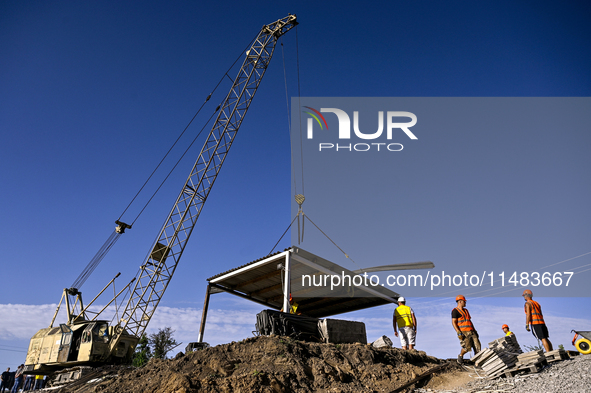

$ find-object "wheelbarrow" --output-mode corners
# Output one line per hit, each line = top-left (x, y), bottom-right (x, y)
(571, 330), (591, 354)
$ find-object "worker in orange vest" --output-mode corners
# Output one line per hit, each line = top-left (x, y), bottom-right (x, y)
(452, 295), (481, 364)
(523, 289), (553, 352)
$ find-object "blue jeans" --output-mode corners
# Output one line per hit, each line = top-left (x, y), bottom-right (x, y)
(33, 379), (43, 390)
(23, 376), (34, 391)
(11, 376), (22, 393)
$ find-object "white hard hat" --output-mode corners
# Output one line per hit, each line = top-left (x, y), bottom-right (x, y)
(398, 296), (405, 302)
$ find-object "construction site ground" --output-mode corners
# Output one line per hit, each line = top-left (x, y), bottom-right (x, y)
(419, 353), (591, 393)
(51, 336), (590, 393)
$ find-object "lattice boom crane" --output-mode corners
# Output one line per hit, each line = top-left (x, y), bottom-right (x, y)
(24, 14), (297, 375)
(111, 12), (298, 353)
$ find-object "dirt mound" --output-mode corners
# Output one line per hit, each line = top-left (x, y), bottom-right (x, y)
(59, 336), (454, 393)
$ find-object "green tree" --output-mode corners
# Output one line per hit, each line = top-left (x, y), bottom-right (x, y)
(149, 327), (181, 359)
(132, 334), (152, 367)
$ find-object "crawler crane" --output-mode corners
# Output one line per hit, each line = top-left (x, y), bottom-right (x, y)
(23, 14), (298, 379)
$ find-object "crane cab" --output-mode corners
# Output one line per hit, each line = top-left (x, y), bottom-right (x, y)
(24, 320), (138, 374)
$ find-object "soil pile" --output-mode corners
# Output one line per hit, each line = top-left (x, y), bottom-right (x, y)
(59, 336), (452, 393)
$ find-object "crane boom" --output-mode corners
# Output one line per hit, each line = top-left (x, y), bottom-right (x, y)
(110, 14), (298, 353)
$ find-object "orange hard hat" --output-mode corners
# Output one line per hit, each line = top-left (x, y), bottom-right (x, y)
(502, 324), (509, 329)
(455, 295), (466, 302)
(522, 289), (533, 297)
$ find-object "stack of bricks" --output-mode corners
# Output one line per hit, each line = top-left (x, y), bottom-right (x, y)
(470, 335), (523, 379)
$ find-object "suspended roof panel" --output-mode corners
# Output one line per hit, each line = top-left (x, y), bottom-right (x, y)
(207, 246), (400, 318)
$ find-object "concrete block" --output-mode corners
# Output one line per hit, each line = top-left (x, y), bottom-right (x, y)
(318, 319), (367, 344)
(372, 335), (393, 348)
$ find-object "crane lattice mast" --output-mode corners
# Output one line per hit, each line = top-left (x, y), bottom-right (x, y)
(110, 14), (297, 352)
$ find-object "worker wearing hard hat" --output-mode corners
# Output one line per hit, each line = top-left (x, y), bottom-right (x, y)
(281, 293), (301, 315)
(523, 289), (553, 352)
(393, 296), (417, 350)
(502, 324), (514, 336)
(452, 295), (481, 364)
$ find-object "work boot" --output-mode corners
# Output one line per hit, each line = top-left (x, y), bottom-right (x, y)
(457, 355), (463, 365)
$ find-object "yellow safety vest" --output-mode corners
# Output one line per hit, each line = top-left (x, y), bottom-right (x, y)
(395, 305), (414, 328)
(505, 331), (514, 336)
(290, 302), (299, 314)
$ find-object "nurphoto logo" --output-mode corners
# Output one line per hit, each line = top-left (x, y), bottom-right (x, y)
(302, 106), (418, 152)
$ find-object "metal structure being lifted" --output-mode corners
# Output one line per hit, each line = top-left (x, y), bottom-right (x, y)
(197, 246), (434, 343)
(24, 14), (298, 376)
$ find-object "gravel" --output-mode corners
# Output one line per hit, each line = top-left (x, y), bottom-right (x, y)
(415, 354), (591, 393)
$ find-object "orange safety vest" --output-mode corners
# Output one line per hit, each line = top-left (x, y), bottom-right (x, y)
(455, 307), (474, 332)
(525, 299), (545, 325)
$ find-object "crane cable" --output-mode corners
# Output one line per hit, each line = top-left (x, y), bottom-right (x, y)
(71, 32), (261, 290)
(296, 25), (305, 196)
(71, 230), (121, 289)
(270, 26), (357, 265)
(281, 40), (297, 198)
(270, 30), (302, 256)
(124, 106), (221, 228)
(118, 32), (261, 226)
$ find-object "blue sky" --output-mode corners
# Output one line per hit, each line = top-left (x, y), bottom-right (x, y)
(1, 1), (590, 367)
(292, 97), (591, 296)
